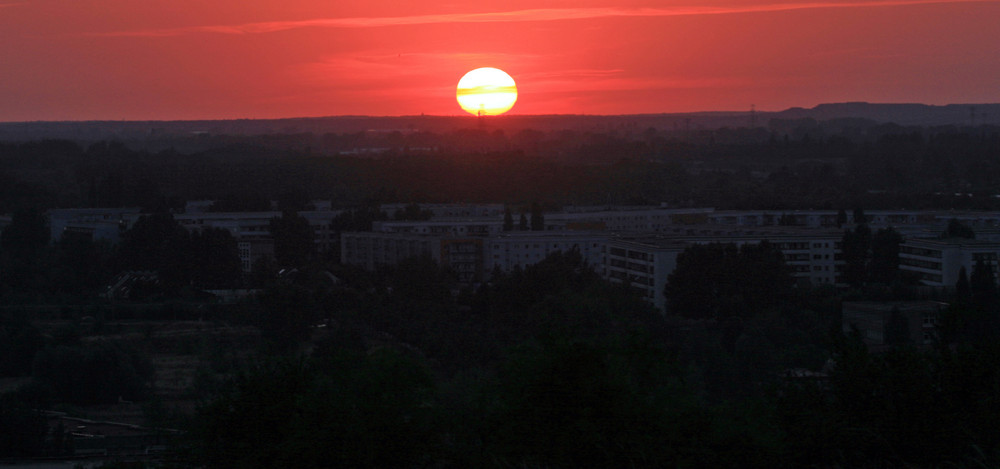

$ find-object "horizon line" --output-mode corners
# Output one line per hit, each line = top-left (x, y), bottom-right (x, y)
(2, 101), (1000, 125)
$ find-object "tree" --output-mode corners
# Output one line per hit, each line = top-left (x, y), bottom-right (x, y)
(117, 212), (192, 292)
(870, 227), (902, 285)
(95, 172), (125, 207)
(954, 266), (971, 306)
(0, 208), (48, 259)
(118, 212), (185, 271)
(852, 207), (867, 225)
(518, 212), (528, 231)
(884, 307), (911, 347)
(331, 204), (387, 232)
(191, 350), (435, 468)
(737, 240), (794, 314)
(189, 228), (242, 289)
(269, 211), (315, 269)
(393, 203), (432, 221)
(256, 283), (318, 350)
(841, 223), (872, 287)
(665, 242), (791, 319)
(0, 208), (49, 291)
(836, 208), (848, 227)
(0, 311), (44, 377)
(0, 396), (48, 457)
(943, 218), (975, 239)
(487, 337), (687, 468)
(503, 206), (514, 231)
(31, 341), (154, 405)
(970, 258), (997, 313)
(53, 231), (113, 298)
(210, 193), (272, 212)
(665, 243), (740, 319)
(530, 202), (545, 231)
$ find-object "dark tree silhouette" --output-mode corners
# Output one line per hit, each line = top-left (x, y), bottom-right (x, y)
(884, 307), (911, 347)
(852, 207), (867, 224)
(955, 266), (971, 306)
(189, 227), (243, 289)
(870, 227), (902, 285)
(269, 211), (315, 269)
(836, 208), (848, 227)
(841, 223), (872, 287)
(970, 259), (997, 313)
(943, 218), (975, 239)
(0, 208), (50, 292)
(665, 242), (791, 319)
(530, 202), (545, 231)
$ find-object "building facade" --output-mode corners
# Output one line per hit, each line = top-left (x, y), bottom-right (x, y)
(604, 227), (845, 311)
(485, 231), (608, 274)
(899, 237), (1000, 286)
(340, 232), (484, 282)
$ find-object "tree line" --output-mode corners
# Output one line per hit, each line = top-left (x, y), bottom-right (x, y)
(1, 124), (999, 215)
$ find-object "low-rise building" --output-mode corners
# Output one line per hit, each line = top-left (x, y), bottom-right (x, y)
(48, 208), (142, 243)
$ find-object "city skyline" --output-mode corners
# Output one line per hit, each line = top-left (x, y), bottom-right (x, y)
(2, 0), (998, 121)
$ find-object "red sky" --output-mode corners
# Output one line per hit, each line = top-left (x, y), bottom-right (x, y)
(1, 0), (998, 121)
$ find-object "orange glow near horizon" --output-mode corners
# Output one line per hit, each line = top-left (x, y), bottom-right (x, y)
(456, 67), (517, 116)
(0, 0), (998, 121)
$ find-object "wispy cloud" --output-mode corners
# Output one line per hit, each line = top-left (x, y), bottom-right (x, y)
(94, 0), (995, 37)
(295, 51), (535, 83)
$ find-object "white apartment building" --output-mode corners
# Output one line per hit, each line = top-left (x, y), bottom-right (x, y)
(604, 237), (686, 309)
(899, 237), (1000, 286)
(546, 207), (715, 231)
(175, 211), (280, 272)
(174, 210), (343, 272)
(340, 232), (484, 282)
(373, 218), (506, 237)
(342, 232), (438, 271)
(605, 227), (845, 311)
(485, 231), (609, 274)
(342, 230), (608, 282)
(380, 203), (504, 219)
(48, 208), (142, 243)
(370, 206), (717, 235)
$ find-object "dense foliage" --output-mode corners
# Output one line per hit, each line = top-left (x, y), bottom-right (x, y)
(665, 241), (793, 318)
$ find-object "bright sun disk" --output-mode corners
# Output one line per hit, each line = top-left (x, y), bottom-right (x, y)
(456, 67), (517, 116)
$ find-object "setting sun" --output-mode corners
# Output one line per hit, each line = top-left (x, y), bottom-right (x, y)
(456, 67), (517, 116)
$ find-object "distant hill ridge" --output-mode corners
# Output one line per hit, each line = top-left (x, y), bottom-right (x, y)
(771, 102), (1000, 126)
(1, 102), (997, 141)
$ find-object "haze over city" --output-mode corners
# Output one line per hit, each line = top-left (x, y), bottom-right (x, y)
(2, 0), (998, 121)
